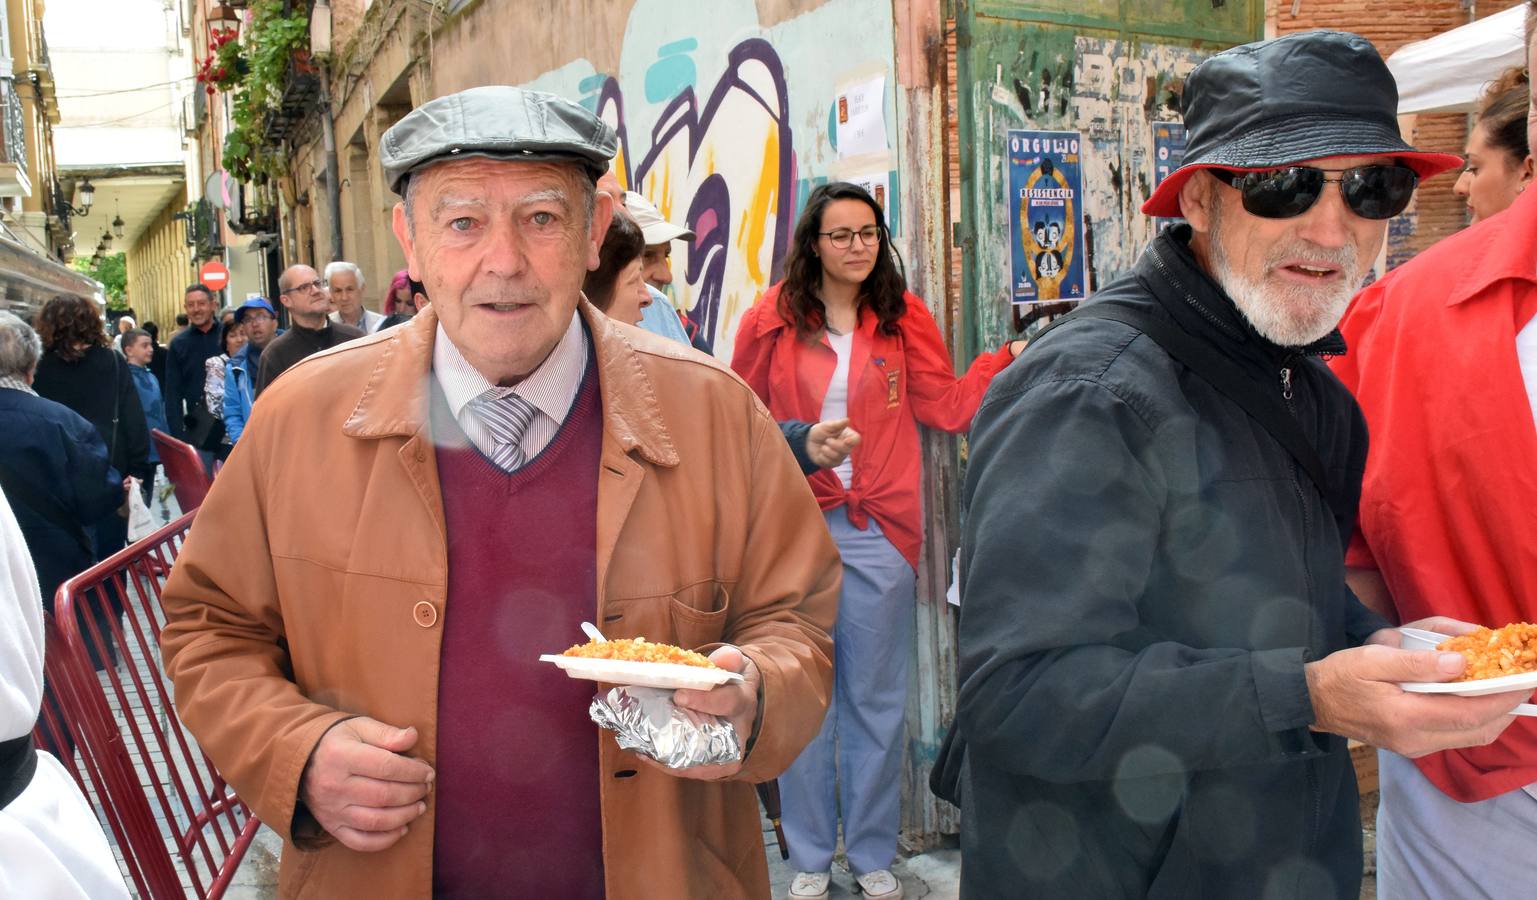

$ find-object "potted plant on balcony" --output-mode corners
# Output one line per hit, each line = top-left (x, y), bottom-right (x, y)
(195, 28), (246, 94)
(217, 0), (310, 183)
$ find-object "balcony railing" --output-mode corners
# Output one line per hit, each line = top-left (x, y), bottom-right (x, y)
(0, 76), (28, 181)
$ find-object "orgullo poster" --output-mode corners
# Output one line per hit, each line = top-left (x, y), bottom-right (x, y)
(1008, 129), (1087, 305)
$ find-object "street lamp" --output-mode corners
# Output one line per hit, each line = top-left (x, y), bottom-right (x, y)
(100, 231), (113, 251)
(59, 177), (93, 216)
(208, 3), (241, 41)
(112, 199), (124, 239)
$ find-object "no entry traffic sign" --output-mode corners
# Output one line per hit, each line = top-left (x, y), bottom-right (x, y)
(199, 260), (230, 292)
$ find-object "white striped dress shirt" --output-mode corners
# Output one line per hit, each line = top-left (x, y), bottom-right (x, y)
(431, 313), (588, 462)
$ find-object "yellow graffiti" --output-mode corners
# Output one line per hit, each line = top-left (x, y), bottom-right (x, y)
(741, 133), (778, 286)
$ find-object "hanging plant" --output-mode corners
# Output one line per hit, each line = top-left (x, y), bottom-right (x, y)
(217, 0), (311, 183)
(195, 29), (246, 94)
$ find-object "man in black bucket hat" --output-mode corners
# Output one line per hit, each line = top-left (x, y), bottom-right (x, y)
(935, 31), (1526, 899)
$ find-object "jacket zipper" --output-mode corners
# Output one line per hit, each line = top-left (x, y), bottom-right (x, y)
(1281, 356), (1324, 859)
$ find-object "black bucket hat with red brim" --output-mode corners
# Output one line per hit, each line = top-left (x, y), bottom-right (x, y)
(1142, 30), (1463, 219)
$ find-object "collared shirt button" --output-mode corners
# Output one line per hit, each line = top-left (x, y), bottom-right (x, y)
(413, 600), (438, 627)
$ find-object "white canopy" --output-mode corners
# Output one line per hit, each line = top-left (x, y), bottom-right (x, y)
(1387, 6), (1527, 115)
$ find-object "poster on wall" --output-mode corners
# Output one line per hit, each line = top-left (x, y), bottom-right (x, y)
(1152, 122), (1188, 231)
(846, 170), (892, 221)
(835, 75), (888, 158)
(1007, 129), (1088, 305)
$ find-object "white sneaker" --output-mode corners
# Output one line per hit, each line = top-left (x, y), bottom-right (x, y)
(854, 869), (903, 899)
(788, 871), (830, 900)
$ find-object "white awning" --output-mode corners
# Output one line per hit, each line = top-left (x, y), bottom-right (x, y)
(1387, 6), (1527, 115)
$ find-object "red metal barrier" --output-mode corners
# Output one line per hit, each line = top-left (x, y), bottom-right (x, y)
(32, 511), (259, 900)
(151, 429), (212, 512)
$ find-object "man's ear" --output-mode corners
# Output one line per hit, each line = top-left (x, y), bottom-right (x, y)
(391, 202), (419, 280)
(587, 189), (615, 272)
(1179, 171), (1219, 235)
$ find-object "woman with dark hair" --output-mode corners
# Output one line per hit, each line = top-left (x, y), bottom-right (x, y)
(581, 212), (651, 326)
(32, 295), (150, 561)
(201, 319), (246, 459)
(1454, 65), (1532, 224)
(732, 182), (1024, 900)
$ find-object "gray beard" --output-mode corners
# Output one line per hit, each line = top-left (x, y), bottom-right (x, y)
(1205, 205), (1361, 348)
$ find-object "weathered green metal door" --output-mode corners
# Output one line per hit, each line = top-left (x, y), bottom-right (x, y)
(955, 0), (1263, 356)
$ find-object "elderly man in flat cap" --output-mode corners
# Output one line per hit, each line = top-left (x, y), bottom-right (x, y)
(159, 86), (838, 899)
(935, 31), (1531, 899)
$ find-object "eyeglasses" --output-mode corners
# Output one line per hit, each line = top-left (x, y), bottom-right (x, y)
(818, 226), (881, 249)
(1210, 164), (1419, 220)
(281, 279), (328, 295)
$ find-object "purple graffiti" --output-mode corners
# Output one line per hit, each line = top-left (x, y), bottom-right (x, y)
(597, 38), (795, 350)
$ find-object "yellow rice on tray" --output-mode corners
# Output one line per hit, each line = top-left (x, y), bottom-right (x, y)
(1437, 623), (1537, 682)
(562, 637), (717, 669)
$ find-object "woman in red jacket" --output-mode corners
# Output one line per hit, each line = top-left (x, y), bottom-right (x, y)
(733, 182), (1023, 900)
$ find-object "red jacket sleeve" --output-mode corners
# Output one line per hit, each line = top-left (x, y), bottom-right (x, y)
(901, 294), (1015, 433)
(730, 300), (776, 405)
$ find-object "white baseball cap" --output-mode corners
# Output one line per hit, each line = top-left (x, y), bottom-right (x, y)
(623, 191), (695, 244)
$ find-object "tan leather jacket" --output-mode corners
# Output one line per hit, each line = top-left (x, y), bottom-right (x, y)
(160, 304), (839, 899)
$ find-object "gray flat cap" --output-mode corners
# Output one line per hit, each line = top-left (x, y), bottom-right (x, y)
(380, 86), (617, 195)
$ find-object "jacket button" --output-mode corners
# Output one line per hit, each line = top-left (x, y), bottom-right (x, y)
(413, 601), (438, 628)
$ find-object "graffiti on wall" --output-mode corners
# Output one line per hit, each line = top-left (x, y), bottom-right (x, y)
(524, 0), (897, 361)
(590, 39), (795, 355)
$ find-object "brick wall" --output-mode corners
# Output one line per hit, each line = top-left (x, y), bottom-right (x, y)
(1271, 0), (1528, 263)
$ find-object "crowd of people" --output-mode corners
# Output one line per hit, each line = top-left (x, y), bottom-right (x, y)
(3, 11), (1537, 900)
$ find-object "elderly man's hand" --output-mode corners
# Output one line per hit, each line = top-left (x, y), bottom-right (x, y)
(806, 418), (861, 469)
(298, 717), (435, 851)
(639, 645), (762, 781)
(1305, 644), (1528, 758)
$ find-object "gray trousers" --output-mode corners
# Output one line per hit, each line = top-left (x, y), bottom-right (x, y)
(1376, 750), (1537, 900)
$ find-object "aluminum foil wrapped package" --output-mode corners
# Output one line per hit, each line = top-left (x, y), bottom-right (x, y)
(590, 685), (742, 768)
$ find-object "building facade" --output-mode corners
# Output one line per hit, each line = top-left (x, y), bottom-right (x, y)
(0, 0), (66, 260)
(45, 0), (197, 328)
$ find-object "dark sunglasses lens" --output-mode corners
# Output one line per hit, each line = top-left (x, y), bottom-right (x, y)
(1342, 166), (1418, 220)
(1239, 168), (1324, 219)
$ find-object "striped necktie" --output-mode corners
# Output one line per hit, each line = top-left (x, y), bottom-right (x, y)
(469, 389), (538, 471)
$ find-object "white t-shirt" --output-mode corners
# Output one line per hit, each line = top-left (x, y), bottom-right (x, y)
(0, 493), (129, 899)
(1518, 314), (1537, 430)
(819, 331), (855, 489)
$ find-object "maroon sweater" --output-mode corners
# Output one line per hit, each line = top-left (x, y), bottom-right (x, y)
(431, 357), (604, 899)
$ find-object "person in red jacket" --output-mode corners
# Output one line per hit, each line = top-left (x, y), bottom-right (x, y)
(1328, 7), (1537, 893)
(733, 182), (1023, 900)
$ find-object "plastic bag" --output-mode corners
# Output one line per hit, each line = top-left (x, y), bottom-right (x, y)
(126, 479), (156, 543)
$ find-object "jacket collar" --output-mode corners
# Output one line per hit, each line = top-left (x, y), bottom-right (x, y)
(1445, 186), (1537, 306)
(1139, 225), (1347, 362)
(341, 302), (679, 467)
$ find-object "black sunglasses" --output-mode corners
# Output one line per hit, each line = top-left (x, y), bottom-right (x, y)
(1211, 164), (1419, 220)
